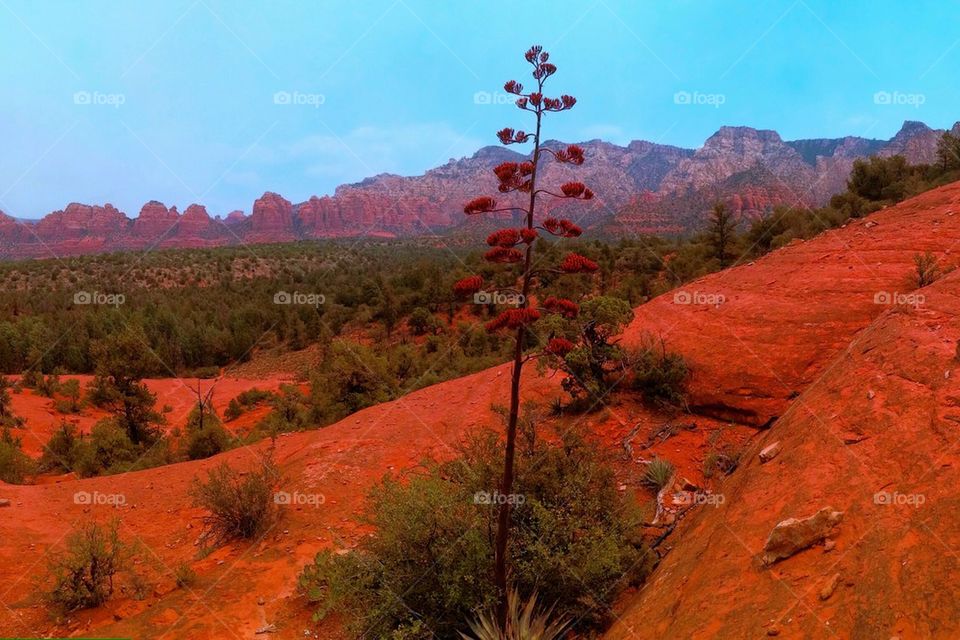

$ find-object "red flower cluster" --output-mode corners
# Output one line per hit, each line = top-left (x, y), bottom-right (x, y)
(497, 128), (531, 145)
(560, 253), (599, 273)
(545, 337), (575, 357)
(525, 45), (545, 63)
(485, 247), (524, 263)
(487, 228), (521, 247)
(453, 275), (484, 298)
(504, 80), (523, 95)
(543, 218), (582, 238)
(543, 95), (576, 111)
(520, 228), (538, 244)
(560, 181), (594, 199)
(543, 296), (579, 318)
(464, 196), (496, 215)
(493, 161), (534, 193)
(485, 308), (541, 332)
(553, 144), (585, 165)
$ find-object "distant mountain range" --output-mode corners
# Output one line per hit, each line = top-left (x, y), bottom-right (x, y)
(1, 120), (956, 260)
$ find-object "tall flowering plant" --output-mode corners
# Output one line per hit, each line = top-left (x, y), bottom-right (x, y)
(453, 45), (597, 628)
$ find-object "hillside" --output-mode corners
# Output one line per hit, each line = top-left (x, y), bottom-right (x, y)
(606, 183), (960, 638)
(1, 121), (956, 260)
(2, 182), (959, 638)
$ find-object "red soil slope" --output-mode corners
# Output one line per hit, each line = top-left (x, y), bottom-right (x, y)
(10, 376), (293, 458)
(626, 183), (960, 425)
(607, 258), (960, 640)
(2, 182), (960, 638)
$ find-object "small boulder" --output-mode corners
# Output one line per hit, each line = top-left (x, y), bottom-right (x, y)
(0, 499), (11, 508)
(759, 441), (782, 463)
(819, 573), (841, 600)
(763, 507), (843, 565)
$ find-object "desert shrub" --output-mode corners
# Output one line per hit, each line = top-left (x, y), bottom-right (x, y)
(550, 296), (634, 410)
(184, 406), (233, 461)
(54, 378), (83, 414)
(40, 421), (82, 472)
(174, 562), (197, 588)
(0, 375), (24, 428)
(630, 340), (689, 409)
(0, 426), (33, 483)
(82, 419), (137, 475)
(461, 589), (570, 640)
(224, 388), (276, 422)
(190, 458), (279, 543)
(299, 429), (652, 637)
(913, 251), (941, 288)
(45, 519), (131, 611)
(224, 398), (243, 422)
(703, 448), (740, 479)
(34, 371), (62, 398)
(642, 458), (675, 491)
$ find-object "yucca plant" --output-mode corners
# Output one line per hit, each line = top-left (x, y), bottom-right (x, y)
(642, 457), (675, 491)
(461, 588), (570, 640)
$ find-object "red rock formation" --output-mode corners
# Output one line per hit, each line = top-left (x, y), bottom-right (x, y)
(0, 120), (954, 259)
(246, 192), (296, 242)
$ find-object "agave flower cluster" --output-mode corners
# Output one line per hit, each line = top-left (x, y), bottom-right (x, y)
(454, 45), (597, 343)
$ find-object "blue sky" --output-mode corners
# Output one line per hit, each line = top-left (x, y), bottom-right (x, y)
(1, 0), (958, 219)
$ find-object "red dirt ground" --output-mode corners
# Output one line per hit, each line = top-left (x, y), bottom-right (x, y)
(2, 181), (960, 639)
(9, 376), (294, 457)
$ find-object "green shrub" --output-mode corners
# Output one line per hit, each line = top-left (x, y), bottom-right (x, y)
(0, 426), (33, 483)
(40, 422), (81, 473)
(914, 251), (941, 288)
(461, 589), (570, 640)
(184, 406), (233, 460)
(299, 429), (652, 637)
(174, 562), (197, 588)
(642, 458), (675, 491)
(630, 341), (689, 409)
(190, 458), (279, 544)
(45, 519), (131, 611)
